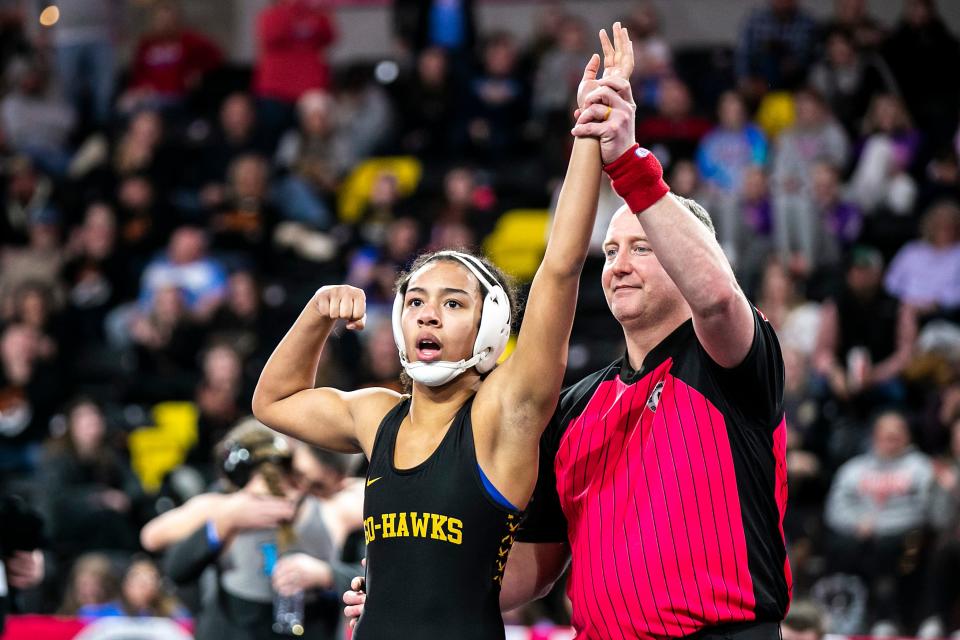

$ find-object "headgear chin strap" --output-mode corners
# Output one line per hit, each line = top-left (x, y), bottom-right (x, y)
(392, 251), (511, 387)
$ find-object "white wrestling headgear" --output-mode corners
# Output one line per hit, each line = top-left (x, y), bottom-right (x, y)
(392, 251), (511, 387)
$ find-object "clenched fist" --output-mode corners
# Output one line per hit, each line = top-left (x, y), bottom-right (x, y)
(313, 285), (367, 330)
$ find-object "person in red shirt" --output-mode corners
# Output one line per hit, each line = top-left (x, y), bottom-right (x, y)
(253, 0), (337, 139)
(120, 1), (223, 114)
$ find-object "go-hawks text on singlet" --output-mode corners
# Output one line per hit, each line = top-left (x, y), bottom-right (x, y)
(363, 512), (463, 545)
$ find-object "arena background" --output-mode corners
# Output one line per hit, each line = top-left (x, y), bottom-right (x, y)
(2, 0), (960, 638)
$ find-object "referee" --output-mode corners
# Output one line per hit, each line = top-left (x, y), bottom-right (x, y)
(345, 51), (790, 640)
(507, 74), (790, 639)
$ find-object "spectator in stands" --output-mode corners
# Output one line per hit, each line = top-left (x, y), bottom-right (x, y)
(209, 154), (276, 267)
(736, 0), (819, 97)
(814, 247), (916, 408)
(697, 90), (768, 200)
(59, 552), (121, 617)
(137, 226), (227, 321)
(782, 346), (826, 510)
(393, 0), (476, 60)
(7, 281), (61, 362)
(635, 76), (712, 172)
(0, 3), (30, 77)
(808, 27), (897, 136)
(68, 557), (186, 619)
(61, 202), (131, 344)
(110, 110), (179, 192)
(334, 65), (395, 164)
(463, 31), (529, 157)
(120, 0), (223, 115)
(274, 90), (345, 231)
(667, 159), (706, 202)
(356, 321), (403, 391)
(771, 87), (850, 276)
(696, 90), (767, 254)
(146, 420), (361, 640)
(736, 165), (776, 281)
(824, 410), (934, 633)
(48, 0), (119, 127)
(848, 94), (919, 215)
(626, 1), (673, 113)
(206, 270), (272, 365)
(884, 200), (960, 323)
(0, 494), (45, 633)
(0, 55), (76, 177)
(0, 156), (56, 250)
(427, 218), (476, 252)
(756, 259), (821, 358)
(919, 149), (960, 214)
(425, 166), (498, 241)
(346, 216), (420, 304)
(113, 175), (171, 269)
(114, 556), (188, 618)
(0, 156), (61, 248)
(395, 47), (456, 158)
(884, 0), (960, 139)
(0, 205), (65, 323)
(809, 162), (862, 271)
(185, 343), (248, 480)
(352, 172), (405, 248)
(921, 417), (960, 638)
(532, 15), (588, 123)
(197, 92), (270, 210)
(41, 398), (146, 558)
(930, 417), (960, 532)
(820, 0), (886, 50)
(0, 323), (62, 474)
(128, 285), (204, 400)
(253, 0), (337, 139)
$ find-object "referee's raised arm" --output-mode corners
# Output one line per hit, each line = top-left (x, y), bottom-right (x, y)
(573, 81), (755, 369)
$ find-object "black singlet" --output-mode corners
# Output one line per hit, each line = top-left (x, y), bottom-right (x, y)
(354, 396), (523, 639)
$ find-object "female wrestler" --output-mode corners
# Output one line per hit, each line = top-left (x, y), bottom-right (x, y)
(253, 23), (633, 639)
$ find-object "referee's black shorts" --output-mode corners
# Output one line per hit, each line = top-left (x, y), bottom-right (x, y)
(684, 621), (782, 640)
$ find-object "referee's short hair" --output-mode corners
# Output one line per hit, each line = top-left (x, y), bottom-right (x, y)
(675, 196), (717, 238)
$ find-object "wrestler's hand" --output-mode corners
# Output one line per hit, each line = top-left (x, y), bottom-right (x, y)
(576, 21), (634, 113)
(571, 77), (638, 165)
(313, 285), (366, 331)
(343, 558), (366, 628)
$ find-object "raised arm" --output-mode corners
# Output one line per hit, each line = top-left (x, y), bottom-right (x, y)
(141, 492), (296, 552)
(252, 285), (398, 455)
(626, 195), (754, 368)
(484, 24), (633, 430)
(574, 81), (754, 369)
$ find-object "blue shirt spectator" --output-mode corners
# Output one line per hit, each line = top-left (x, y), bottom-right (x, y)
(138, 227), (227, 318)
(697, 91), (767, 196)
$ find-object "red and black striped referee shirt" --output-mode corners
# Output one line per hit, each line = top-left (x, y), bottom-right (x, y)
(519, 308), (792, 639)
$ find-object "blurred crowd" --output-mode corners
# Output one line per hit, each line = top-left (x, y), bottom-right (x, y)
(1, 0), (960, 636)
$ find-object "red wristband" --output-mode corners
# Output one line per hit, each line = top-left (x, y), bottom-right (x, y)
(603, 144), (670, 213)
